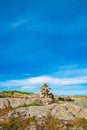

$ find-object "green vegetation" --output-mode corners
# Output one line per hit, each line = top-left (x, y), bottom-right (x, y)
(0, 90), (34, 95)
(71, 118), (87, 129)
(0, 90), (34, 97)
(15, 102), (43, 109)
(6, 118), (22, 130)
(56, 100), (65, 104)
(0, 117), (37, 130)
(0, 116), (87, 130)
(24, 102), (42, 107)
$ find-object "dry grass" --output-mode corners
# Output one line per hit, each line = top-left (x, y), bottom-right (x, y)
(71, 118), (87, 128)
(0, 116), (87, 130)
(0, 117), (37, 130)
(0, 107), (12, 116)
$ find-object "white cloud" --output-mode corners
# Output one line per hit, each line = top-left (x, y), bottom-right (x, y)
(56, 66), (87, 78)
(1, 67), (87, 94)
(0, 75), (87, 89)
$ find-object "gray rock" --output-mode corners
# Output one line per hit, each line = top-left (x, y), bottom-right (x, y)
(74, 100), (87, 109)
(65, 102), (81, 117)
(0, 98), (43, 109)
(8, 98), (26, 108)
(77, 108), (87, 118)
(0, 98), (87, 122)
(51, 105), (75, 120)
(26, 98), (42, 105)
(14, 105), (53, 119)
(0, 98), (10, 110)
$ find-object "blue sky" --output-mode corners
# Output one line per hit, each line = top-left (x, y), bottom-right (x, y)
(0, 0), (87, 95)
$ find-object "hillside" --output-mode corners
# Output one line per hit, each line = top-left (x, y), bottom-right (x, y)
(0, 91), (87, 130)
(0, 91), (35, 98)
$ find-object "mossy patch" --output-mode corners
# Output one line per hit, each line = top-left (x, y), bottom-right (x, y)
(0, 90), (34, 98)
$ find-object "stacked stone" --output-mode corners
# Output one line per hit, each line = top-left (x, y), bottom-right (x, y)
(39, 84), (54, 99)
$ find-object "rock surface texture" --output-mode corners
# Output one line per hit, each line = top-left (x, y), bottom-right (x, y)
(0, 98), (87, 122)
(0, 98), (42, 109)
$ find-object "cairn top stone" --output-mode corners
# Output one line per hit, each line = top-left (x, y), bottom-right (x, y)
(41, 83), (50, 90)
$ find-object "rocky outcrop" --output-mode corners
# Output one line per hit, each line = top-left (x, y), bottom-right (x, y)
(0, 97), (55, 110)
(0, 98), (87, 122)
(0, 98), (42, 110)
(51, 102), (87, 120)
(74, 100), (87, 109)
(51, 105), (75, 120)
(9, 105), (54, 119)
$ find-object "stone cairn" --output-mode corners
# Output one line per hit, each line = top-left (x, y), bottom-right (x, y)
(39, 83), (54, 99)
